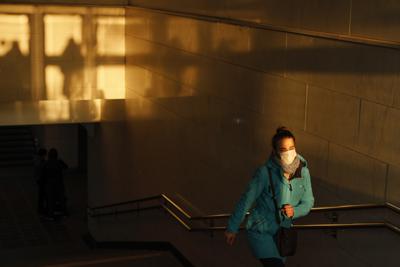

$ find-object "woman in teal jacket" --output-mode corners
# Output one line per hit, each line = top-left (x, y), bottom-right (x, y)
(225, 127), (315, 267)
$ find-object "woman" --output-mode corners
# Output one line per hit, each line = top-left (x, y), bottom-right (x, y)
(225, 127), (315, 267)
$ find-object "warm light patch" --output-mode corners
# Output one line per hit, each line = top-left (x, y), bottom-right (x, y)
(211, 24), (250, 53)
(181, 66), (198, 91)
(97, 65), (125, 99)
(39, 100), (70, 122)
(97, 16), (125, 56)
(0, 14), (29, 56)
(0, 5), (127, 125)
(45, 65), (65, 100)
(167, 17), (199, 52)
(44, 14), (82, 56)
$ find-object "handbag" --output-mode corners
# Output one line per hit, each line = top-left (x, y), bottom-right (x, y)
(267, 167), (298, 257)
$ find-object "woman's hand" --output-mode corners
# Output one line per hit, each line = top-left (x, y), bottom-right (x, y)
(281, 204), (294, 218)
(225, 231), (236, 246)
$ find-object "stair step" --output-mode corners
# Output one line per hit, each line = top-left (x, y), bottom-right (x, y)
(0, 154), (33, 160)
(44, 251), (183, 267)
(0, 128), (31, 134)
(0, 142), (34, 148)
(0, 147), (35, 153)
(0, 161), (33, 167)
(0, 135), (32, 141)
(0, 126), (34, 169)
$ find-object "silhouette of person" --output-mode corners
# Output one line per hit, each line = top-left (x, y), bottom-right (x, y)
(59, 38), (84, 99)
(43, 148), (68, 220)
(33, 148), (47, 215)
(0, 41), (30, 100)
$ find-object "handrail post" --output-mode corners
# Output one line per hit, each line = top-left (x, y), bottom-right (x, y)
(163, 197), (168, 215)
(209, 219), (214, 238)
(325, 211), (338, 239)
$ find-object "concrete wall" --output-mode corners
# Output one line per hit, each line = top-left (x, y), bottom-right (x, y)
(128, 0), (400, 43)
(5, 0), (127, 5)
(84, 2), (400, 266)
(109, 2), (400, 210)
(87, 0), (400, 212)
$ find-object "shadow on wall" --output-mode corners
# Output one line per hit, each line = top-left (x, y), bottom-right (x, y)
(0, 5), (126, 103)
(0, 41), (30, 101)
(0, 4), (397, 104)
(312, 176), (383, 206)
(116, 9), (400, 216)
(46, 37), (84, 100)
(92, 98), (393, 216)
(128, 34), (400, 77)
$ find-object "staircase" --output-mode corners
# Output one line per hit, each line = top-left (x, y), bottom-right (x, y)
(41, 250), (184, 267)
(1, 246), (185, 267)
(0, 126), (35, 167)
(0, 161), (188, 267)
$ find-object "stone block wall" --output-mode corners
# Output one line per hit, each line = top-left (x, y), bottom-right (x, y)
(115, 2), (400, 210)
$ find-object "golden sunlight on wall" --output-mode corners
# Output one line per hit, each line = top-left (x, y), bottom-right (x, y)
(0, 4), (126, 125)
(97, 16), (125, 56)
(97, 66), (125, 98)
(96, 16), (125, 99)
(0, 14), (30, 101)
(45, 14), (84, 100)
(0, 14), (29, 56)
(45, 15), (82, 56)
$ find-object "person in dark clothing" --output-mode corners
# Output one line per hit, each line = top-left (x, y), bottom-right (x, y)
(43, 148), (68, 219)
(33, 148), (47, 215)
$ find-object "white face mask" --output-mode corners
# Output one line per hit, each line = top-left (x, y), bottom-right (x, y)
(280, 149), (297, 165)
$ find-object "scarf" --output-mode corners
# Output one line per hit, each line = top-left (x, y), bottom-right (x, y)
(272, 153), (300, 176)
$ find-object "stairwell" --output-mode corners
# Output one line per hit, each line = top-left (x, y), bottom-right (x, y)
(0, 126), (35, 168)
(0, 149), (187, 267)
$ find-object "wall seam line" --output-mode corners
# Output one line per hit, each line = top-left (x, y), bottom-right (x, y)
(384, 164), (390, 203)
(348, 0), (353, 35)
(304, 84), (308, 132)
(126, 5), (400, 51)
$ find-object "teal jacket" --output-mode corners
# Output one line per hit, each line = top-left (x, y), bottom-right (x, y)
(227, 154), (314, 237)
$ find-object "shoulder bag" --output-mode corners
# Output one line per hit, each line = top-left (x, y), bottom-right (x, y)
(267, 167), (298, 257)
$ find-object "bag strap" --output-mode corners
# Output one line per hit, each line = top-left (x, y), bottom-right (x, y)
(267, 167), (281, 225)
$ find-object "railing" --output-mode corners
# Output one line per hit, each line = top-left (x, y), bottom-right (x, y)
(87, 194), (400, 236)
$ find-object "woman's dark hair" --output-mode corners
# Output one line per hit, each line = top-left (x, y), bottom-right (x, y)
(48, 148), (58, 160)
(271, 126), (296, 152)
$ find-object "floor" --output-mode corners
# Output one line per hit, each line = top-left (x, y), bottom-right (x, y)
(0, 166), (181, 267)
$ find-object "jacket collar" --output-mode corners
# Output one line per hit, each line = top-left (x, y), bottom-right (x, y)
(265, 153), (307, 181)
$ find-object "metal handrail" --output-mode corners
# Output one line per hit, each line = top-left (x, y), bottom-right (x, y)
(87, 194), (400, 236)
(161, 194), (192, 219)
(88, 195), (399, 219)
(387, 202), (400, 214)
(89, 195), (160, 210)
(189, 222), (400, 235)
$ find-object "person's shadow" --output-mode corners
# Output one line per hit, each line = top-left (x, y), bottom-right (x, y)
(59, 38), (84, 99)
(0, 41), (31, 101)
